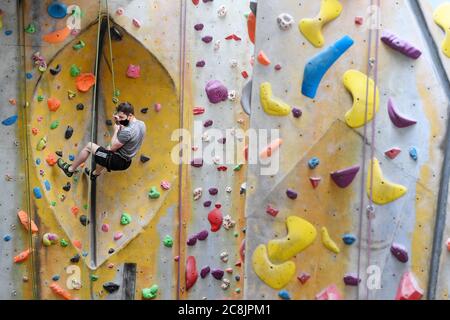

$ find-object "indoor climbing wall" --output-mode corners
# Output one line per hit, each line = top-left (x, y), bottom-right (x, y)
(181, 0), (252, 299)
(243, 0), (449, 300)
(0, 0), (33, 300)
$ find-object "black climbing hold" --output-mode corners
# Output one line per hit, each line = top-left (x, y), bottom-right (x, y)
(50, 64), (62, 75)
(70, 253), (80, 263)
(105, 120), (113, 126)
(235, 275), (241, 282)
(65, 126), (74, 139)
(55, 151), (63, 157)
(62, 182), (71, 192)
(76, 103), (84, 110)
(110, 27), (123, 41)
(140, 108), (149, 114)
(103, 282), (120, 293)
(108, 248), (115, 254)
(140, 155), (150, 163)
(79, 215), (89, 226)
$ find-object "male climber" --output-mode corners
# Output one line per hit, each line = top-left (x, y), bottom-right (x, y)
(57, 102), (146, 181)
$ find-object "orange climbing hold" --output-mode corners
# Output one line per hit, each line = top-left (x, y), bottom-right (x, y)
(14, 249), (31, 263)
(46, 154), (57, 166)
(71, 206), (80, 216)
(72, 239), (82, 249)
(17, 210), (38, 234)
(260, 138), (283, 159)
(31, 128), (38, 135)
(50, 283), (72, 300)
(47, 97), (61, 112)
(247, 12), (256, 44)
(257, 51), (271, 66)
(43, 26), (71, 43)
(76, 73), (96, 92)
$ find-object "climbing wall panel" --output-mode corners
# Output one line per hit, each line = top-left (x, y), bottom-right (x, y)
(244, 0), (448, 300)
(181, 0), (252, 299)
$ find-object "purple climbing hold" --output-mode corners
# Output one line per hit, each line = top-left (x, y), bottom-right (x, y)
(390, 243), (409, 263)
(205, 80), (228, 104)
(204, 119), (213, 127)
(203, 201), (212, 208)
(200, 266), (211, 278)
(292, 108), (302, 118)
(202, 36), (213, 43)
(211, 269), (224, 280)
(286, 189), (298, 200)
(209, 187), (218, 196)
(194, 23), (204, 31)
(196, 60), (206, 68)
(381, 30), (422, 60)
(196, 230), (209, 241)
(343, 273), (361, 286)
(330, 165), (360, 188)
(387, 98), (417, 128)
(187, 235), (198, 246)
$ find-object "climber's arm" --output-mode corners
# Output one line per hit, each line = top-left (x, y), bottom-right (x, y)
(109, 124), (124, 152)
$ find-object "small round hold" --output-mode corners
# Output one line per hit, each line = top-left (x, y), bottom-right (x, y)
(277, 13), (294, 30)
(48, 2), (68, 19)
(76, 103), (84, 110)
(65, 126), (74, 139)
(116, 7), (124, 16)
(79, 215), (89, 226)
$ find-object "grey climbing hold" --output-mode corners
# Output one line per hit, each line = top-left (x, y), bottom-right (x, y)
(240, 80), (252, 116)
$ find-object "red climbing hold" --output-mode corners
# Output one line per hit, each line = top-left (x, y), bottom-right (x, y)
(193, 106), (205, 115)
(385, 147), (401, 160)
(395, 271), (423, 300)
(266, 204), (279, 217)
(208, 208), (223, 232)
(241, 71), (249, 79)
(192, 0), (199, 5)
(309, 177), (321, 189)
(297, 272), (311, 284)
(186, 256), (198, 291)
(247, 12), (256, 44)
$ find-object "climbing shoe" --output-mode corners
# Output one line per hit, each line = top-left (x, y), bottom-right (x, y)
(57, 158), (74, 177)
(84, 168), (99, 182)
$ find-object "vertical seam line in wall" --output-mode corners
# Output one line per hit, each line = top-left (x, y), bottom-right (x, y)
(409, 0), (450, 300)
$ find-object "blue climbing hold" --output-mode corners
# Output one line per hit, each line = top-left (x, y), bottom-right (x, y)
(82, 251), (89, 257)
(342, 233), (357, 245)
(278, 290), (291, 300)
(3, 235), (12, 242)
(302, 35), (354, 99)
(36, 158), (41, 165)
(5, 30), (13, 36)
(409, 147), (418, 161)
(26, 72), (33, 79)
(33, 187), (42, 199)
(48, 2), (68, 19)
(1, 115), (18, 126)
(308, 157), (320, 169)
(69, 154), (75, 161)
(44, 180), (51, 191)
(52, 275), (60, 281)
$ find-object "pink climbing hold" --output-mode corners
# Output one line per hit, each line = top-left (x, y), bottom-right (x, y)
(309, 177), (321, 189)
(205, 80), (228, 104)
(114, 232), (123, 241)
(315, 284), (342, 300)
(127, 64), (141, 79)
(208, 208), (223, 232)
(160, 180), (171, 190)
(330, 165), (360, 188)
(101, 224), (109, 232)
(395, 271), (424, 300)
(154, 103), (162, 112)
(355, 16), (364, 25)
(385, 147), (401, 159)
(186, 256), (198, 291)
(132, 18), (142, 28)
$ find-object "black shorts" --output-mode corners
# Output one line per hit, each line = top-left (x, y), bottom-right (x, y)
(94, 147), (132, 171)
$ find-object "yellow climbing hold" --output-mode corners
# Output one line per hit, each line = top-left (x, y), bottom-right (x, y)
(343, 70), (380, 128)
(299, 0), (343, 48)
(321, 227), (340, 254)
(433, 3), (450, 58)
(367, 158), (407, 205)
(252, 244), (296, 289)
(267, 216), (317, 262)
(260, 82), (291, 116)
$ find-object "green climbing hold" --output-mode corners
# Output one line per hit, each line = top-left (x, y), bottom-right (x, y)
(234, 231), (239, 238)
(121, 213), (132, 225)
(60, 239), (68, 247)
(90, 274), (99, 281)
(25, 23), (36, 34)
(235, 288), (241, 293)
(70, 64), (81, 77)
(163, 235), (174, 248)
(83, 204), (88, 210)
(37, 95), (44, 102)
(114, 89), (120, 97)
(142, 284), (159, 299)
(51, 201), (56, 207)
(50, 120), (60, 129)
(148, 187), (161, 199)
(36, 136), (47, 151)
(233, 164), (243, 171)
(73, 40), (85, 50)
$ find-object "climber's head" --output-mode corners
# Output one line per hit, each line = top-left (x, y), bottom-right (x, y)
(114, 102), (135, 126)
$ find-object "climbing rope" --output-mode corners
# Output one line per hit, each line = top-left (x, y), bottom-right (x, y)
(105, 0), (118, 104)
(357, 0), (381, 300)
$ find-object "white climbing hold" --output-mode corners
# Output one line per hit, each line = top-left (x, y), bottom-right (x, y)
(277, 13), (294, 30)
(193, 188), (202, 201)
(217, 5), (227, 18)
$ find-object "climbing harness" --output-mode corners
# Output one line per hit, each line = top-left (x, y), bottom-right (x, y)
(357, 0), (381, 300)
